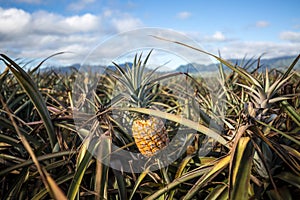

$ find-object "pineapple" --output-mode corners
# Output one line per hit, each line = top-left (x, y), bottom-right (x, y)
(112, 51), (169, 157)
(132, 116), (168, 157)
(238, 67), (296, 178)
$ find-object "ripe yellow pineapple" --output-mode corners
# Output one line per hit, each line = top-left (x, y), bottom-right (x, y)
(132, 116), (168, 157)
(112, 51), (169, 157)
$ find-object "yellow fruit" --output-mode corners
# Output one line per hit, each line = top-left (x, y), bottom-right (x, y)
(132, 116), (169, 157)
(112, 51), (172, 157)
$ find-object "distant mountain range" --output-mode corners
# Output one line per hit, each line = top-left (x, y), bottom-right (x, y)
(43, 55), (300, 74)
(176, 55), (300, 73)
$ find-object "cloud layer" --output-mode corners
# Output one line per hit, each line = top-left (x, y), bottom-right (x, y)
(0, 7), (143, 64)
(176, 11), (192, 20)
(68, 0), (96, 11)
(0, 6), (299, 67)
(255, 20), (270, 28)
(280, 31), (300, 42)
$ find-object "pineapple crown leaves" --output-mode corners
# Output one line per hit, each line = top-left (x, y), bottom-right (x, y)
(235, 55), (299, 109)
(211, 54), (298, 110)
(110, 50), (183, 108)
(111, 50), (157, 108)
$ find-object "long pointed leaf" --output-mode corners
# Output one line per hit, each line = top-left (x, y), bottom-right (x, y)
(121, 107), (228, 146)
(281, 100), (300, 127)
(229, 137), (254, 200)
(129, 167), (150, 200)
(95, 134), (111, 200)
(204, 181), (228, 200)
(182, 155), (231, 200)
(112, 169), (127, 200)
(150, 36), (262, 87)
(67, 139), (95, 200)
(0, 54), (57, 148)
(145, 160), (215, 200)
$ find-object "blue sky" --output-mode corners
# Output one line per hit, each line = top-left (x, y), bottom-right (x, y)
(0, 0), (299, 68)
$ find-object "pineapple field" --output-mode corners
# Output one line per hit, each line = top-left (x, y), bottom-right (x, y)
(0, 41), (300, 200)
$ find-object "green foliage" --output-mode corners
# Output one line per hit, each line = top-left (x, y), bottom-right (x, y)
(0, 49), (299, 199)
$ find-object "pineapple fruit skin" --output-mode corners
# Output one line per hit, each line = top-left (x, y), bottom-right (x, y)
(132, 116), (169, 157)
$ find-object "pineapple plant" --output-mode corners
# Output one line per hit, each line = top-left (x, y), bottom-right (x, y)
(237, 64), (299, 179)
(111, 50), (170, 157)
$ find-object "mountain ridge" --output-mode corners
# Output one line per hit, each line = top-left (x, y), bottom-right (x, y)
(42, 55), (300, 74)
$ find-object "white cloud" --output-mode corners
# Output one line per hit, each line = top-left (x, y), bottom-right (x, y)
(212, 31), (226, 41)
(208, 41), (300, 59)
(186, 31), (299, 61)
(103, 9), (113, 18)
(64, 14), (100, 32)
(15, 0), (41, 3)
(0, 7), (143, 65)
(202, 31), (228, 42)
(280, 31), (300, 42)
(1, 6), (299, 68)
(176, 11), (192, 20)
(293, 24), (300, 29)
(111, 16), (143, 32)
(30, 11), (101, 35)
(255, 20), (270, 28)
(0, 7), (31, 36)
(68, 0), (96, 11)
